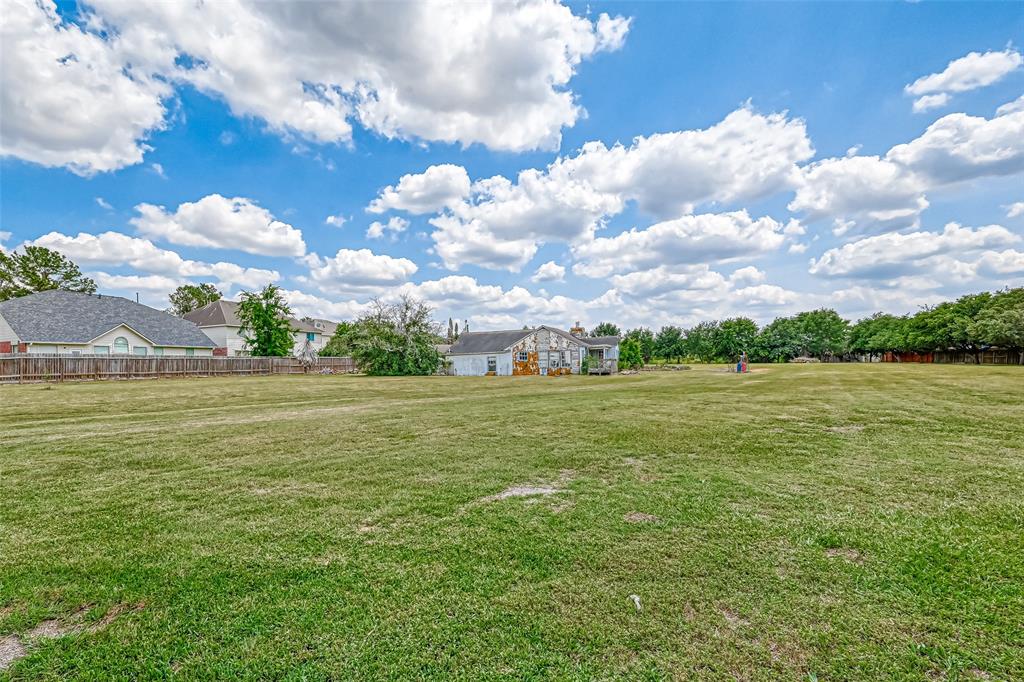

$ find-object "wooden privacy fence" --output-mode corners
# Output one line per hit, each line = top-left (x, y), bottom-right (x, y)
(882, 350), (1022, 365)
(0, 354), (357, 384)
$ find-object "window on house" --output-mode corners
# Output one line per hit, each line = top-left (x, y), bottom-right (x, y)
(93, 345), (109, 355)
(133, 346), (148, 356)
(306, 332), (316, 341)
(153, 347), (164, 357)
(113, 337), (129, 354)
(186, 348), (195, 357)
(516, 351), (529, 363)
(549, 351), (561, 368)
(487, 356), (497, 373)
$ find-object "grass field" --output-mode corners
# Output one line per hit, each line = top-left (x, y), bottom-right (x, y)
(1, 364), (1022, 680)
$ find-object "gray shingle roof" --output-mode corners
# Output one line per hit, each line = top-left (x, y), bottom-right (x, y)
(184, 300), (320, 333)
(448, 329), (534, 354)
(0, 290), (216, 347)
(447, 326), (600, 354)
(183, 300), (241, 327)
(582, 336), (620, 347)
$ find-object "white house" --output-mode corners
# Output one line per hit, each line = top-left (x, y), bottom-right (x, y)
(184, 300), (334, 356)
(446, 325), (619, 376)
(0, 290), (216, 356)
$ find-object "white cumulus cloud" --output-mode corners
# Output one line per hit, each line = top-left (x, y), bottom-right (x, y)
(808, 222), (1021, 281)
(531, 261), (566, 283)
(299, 248), (418, 296)
(0, 0), (170, 175)
(367, 164), (471, 214)
(571, 211), (793, 278)
(366, 216), (410, 240)
(420, 105), (812, 271)
(790, 109), (1024, 234)
(131, 194), (306, 257)
(83, 0), (630, 153)
(906, 48), (1022, 100)
(30, 231), (280, 290)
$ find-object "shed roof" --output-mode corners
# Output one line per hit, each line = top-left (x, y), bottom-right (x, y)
(0, 290), (216, 347)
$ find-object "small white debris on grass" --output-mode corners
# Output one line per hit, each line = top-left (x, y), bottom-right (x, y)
(629, 594), (642, 611)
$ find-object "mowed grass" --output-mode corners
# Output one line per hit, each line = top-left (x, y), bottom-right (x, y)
(1, 364), (1022, 680)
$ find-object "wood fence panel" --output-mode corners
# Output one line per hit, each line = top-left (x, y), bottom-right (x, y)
(0, 354), (356, 384)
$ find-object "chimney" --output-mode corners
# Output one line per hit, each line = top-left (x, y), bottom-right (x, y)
(570, 320), (586, 337)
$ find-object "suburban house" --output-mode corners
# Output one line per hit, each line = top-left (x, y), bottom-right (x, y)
(0, 290), (216, 356)
(446, 325), (620, 376)
(184, 300), (333, 356)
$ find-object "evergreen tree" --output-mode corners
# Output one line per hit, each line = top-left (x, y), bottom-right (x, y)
(0, 246), (96, 301)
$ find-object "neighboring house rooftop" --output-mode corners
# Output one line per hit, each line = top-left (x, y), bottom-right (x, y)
(184, 300), (320, 333)
(307, 318), (339, 336)
(0, 290), (216, 347)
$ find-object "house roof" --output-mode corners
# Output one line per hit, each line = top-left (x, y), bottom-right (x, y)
(447, 325), (600, 354)
(582, 335), (620, 347)
(184, 300), (320, 333)
(0, 290), (216, 347)
(183, 299), (241, 327)
(448, 329), (534, 354)
(307, 318), (338, 336)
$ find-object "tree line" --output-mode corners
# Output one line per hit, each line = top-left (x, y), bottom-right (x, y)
(590, 287), (1024, 367)
(3, 246), (1020, 369)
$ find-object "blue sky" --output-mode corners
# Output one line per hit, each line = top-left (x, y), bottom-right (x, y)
(2, 0), (1022, 329)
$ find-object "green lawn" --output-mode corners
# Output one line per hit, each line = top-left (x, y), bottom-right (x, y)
(1, 365), (1022, 680)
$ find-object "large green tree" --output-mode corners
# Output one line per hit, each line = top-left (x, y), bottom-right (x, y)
(624, 327), (655, 362)
(320, 321), (357, 357)
(969, 288), (1024, 364)
(618, 337), (644, 370)
(906, 293), (992, 362)
(684, 321), (719, 363)
(237, 284), (295, 357)
(653, 325), (685, 362)
(0, 246), (96, 301)
(849, 313), (907, 360)
(348, 295), (442, 375)
(793, 309), (848, 359)
(754, 316), (802, 363)
(713, 317), (759, 362)
(169, 283), (222, 316)
(590, 322), (621, 337)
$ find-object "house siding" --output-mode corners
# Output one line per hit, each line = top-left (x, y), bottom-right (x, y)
(0, 313), (18, 347)
(451, 352), (512, 376)
(451, 327), (588, 376)
(16, 323), (213, 356)
(200, 325), (329, 356)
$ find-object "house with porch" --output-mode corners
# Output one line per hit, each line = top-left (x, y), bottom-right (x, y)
(184, 300), (333, 356)
(0, 290), (216, 356)
(446, 325), (620, 376)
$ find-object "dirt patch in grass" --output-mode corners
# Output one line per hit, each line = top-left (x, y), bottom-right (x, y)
(477, 470), (574, 504)
(624, 511), (660, 523)
(826, 425), (865, 434)
(825, 547), (864, 564)
(720, 607), (750, 628)
(0, 603), (145, 671)
(0, 636), (27, 671)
